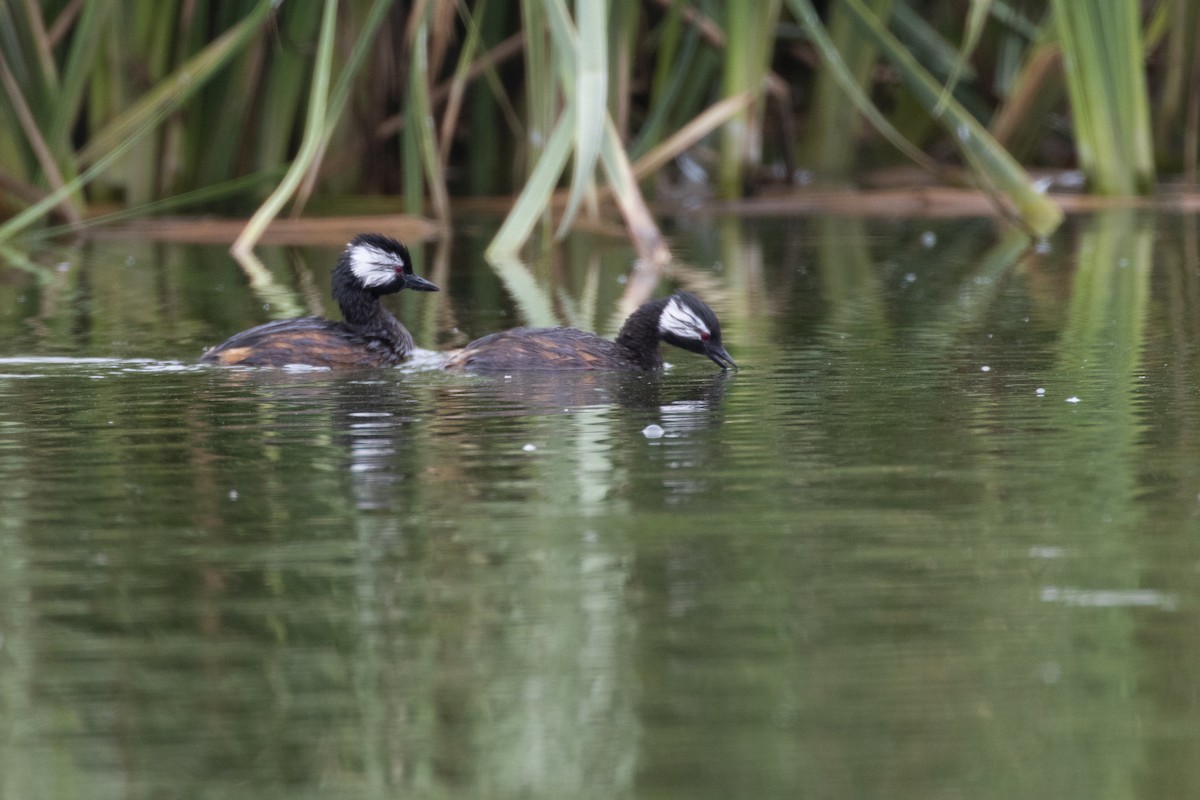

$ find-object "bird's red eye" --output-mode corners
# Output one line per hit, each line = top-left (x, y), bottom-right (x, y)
(700, 331), (710, 341)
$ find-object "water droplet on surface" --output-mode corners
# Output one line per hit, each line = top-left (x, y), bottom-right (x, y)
(642, 424), (665, 439)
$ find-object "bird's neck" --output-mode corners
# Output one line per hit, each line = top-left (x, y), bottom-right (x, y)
(332, 269), (393, 329)
(614, 298), (668, 370)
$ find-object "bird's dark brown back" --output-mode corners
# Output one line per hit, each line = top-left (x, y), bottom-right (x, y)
(200, 317), (405, 368)
(443, 327), (638, 371)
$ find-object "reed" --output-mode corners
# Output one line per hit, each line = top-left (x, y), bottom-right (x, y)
(1, 1), (1194, 248)
(717, 0), (781, 198)
(806, 0), (894, 181)
(1050, 0), (1155, 194)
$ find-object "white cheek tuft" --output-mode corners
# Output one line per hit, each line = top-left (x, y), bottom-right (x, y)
(659, 298), (710, 340)
(349, 244), (402, 288)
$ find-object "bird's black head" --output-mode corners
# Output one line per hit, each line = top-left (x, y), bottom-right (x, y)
(338, 233), (439, 295)
(656, 292), (737, 369)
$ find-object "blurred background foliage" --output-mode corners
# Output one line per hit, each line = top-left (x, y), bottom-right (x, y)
(0, 0), (1190, 247)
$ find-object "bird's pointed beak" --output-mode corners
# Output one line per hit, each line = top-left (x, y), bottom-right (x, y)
(404, 273), (439, 292)
(705, 342), (737, 370)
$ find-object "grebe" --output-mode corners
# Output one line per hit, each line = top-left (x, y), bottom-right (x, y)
(443, 292), (736, 371)
(200, 233), (437, 368)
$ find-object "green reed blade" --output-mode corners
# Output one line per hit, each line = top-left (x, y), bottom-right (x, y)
(1050, 0), (1154, 194)
(0, 86), (179, 241)
(631, 4), (699, 158)
(294, 0), (394, 213)
(233, 0), (337, 255)
(804, 0), (893, 180)
(521, 0), (553, 174)
(887, 3), (993, 125)
(78, 0), (274, 168)
(438, 0), (490, 166)
(408, 10), (452, 226)
(816, 0), (1063, 235)
(718, 0), (780, 198)
(487, 105), (574, 257)
(256, 4), (325, 173)
(547, 0), (607, 238)
(610, 0), (640, 134)
(934, 0), (991, 114)
(789, 0), (940, 177)
(0, 49), (80, 223)
(36, 167), (287, 240)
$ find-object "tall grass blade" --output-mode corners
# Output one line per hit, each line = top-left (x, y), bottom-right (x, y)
(717, 0), (781, 198)
(256, 5), (324, 174)
(934, 0), (991, 114)
(37, 167), (287, 239)
(538, 0), (606, 237)
(78, 0), (275, 167)
(438, 0), (490, 166)
(408, 10), (452, 226)
(805, 0), (890, 180)
(0, 88), (180, 241)
(610, 0), (640, 135)
(817, 0), (1063, 235)
(294, 0), (393, 214)
(233, 0), (337, 256)
(1050, 0), (1155, 194)
(788, 0), (941, 177)
(631, 2), (695, 157)
(0, 50), (80, 223)
(487, 107), (575, 257)
(521, 0), (553, 174)
(556, 0), (607, 237)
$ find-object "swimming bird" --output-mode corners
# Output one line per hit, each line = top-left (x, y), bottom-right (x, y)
(443, 292), (735, 371)
(200, 233), (437, 368)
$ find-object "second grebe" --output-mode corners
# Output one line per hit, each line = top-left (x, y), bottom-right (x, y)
(443, 292), (735, 371)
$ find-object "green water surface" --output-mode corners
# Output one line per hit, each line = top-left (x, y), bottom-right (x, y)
(1, 211), (1198, 799)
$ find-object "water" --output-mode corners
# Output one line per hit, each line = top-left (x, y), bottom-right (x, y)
(2, 210), (1199, 798)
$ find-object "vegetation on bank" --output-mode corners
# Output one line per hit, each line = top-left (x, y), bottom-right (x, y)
(0, 1), (1190, 252)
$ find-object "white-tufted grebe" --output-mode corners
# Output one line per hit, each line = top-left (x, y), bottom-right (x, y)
(443, 292), (735, 371)
(201, 233), (437, 368)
